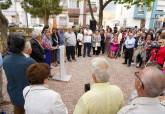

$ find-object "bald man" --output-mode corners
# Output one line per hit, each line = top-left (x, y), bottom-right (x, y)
(118, 67), (165, 114)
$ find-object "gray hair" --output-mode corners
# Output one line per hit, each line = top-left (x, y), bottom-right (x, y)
(142, 66), (165, 97)
(32, 30), (41, 39)
(91, 57), (110, 83)
(24, 41), (31, 51)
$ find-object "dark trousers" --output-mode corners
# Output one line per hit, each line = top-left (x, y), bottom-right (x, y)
(93, 47), (101, 55)
(101, 42), (105, 54)
(136, 54), (143, 67)
(83, 43), (91, 57)
(125, 48), (134, 65)
(77, 45), (82, 57)
(66, 46), (75, 61)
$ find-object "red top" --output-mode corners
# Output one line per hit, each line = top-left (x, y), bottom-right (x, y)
(150, 46), (165, 65)
(156, 46), (165, 65)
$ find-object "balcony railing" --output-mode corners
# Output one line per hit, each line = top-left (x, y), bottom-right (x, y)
(68, 8), (80, 17)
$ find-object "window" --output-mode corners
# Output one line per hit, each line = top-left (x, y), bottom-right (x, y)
(59, 16), (67, 26)
(69, 17), (79, 25)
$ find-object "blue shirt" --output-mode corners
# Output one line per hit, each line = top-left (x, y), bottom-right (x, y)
(3, 53), (36, 107)
(125, 37), (135, 49)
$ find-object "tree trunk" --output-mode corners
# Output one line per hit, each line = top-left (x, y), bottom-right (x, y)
(44, 13), (49, 25)
(0, 10), (8, 53)
(98, 8), (103, 27)
(87, 0), (95, 21)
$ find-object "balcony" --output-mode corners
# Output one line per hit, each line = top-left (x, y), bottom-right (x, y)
(68, 8), (80, 17)
(85, 6), (97, 13)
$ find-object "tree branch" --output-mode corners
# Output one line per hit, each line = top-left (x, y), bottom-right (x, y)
(99, 0), (103, 9)
(103, 0), (112, 9)
(0, 10), (8, 25)
(87, 0), (95, 20)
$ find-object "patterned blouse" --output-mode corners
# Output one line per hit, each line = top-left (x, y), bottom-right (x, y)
(42, 35), (52, 50)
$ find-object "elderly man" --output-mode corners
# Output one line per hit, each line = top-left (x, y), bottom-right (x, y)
(23, 41), (32, 58)
(3, 33), (36, 114)
(73, 57), (124, 114)
(64, 26), (77, 62)
(118, 67), (165, 114)
(30, 30), (44, 62)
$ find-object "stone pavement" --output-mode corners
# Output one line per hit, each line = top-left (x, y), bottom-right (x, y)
(0, 56), (137, 114)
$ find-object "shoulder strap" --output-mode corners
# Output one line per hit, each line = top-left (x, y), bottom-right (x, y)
(24, 88), (31, 99)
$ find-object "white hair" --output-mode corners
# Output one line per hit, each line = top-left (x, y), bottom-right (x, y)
(25, 41), (31, 50)
(32, 30), (41, 39)
(91, 57), (110, 83)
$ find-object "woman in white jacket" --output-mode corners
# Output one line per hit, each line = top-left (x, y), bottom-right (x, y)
(23, 63), (68, 114)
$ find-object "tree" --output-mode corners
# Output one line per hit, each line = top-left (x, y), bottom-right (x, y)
(21, 0), (62, 25)
(0, 0), (12, 53)
(86, 0), (154, 26)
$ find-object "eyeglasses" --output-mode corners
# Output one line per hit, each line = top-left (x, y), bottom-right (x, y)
(134, 71), (144, 89)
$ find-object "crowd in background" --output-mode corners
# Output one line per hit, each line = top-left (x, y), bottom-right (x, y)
(0, 24), (165, 114)
(28, 24), (165, 71)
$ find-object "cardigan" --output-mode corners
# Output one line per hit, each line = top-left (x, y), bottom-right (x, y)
(3, 53), (36, 107)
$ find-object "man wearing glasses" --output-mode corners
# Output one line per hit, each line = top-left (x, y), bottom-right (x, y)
(118, 66), (165, 114)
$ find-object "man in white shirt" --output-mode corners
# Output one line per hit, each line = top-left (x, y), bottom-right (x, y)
(83, 25), (93, 57)
(123, 31), (135, 67)
(64, 27), (77, 62)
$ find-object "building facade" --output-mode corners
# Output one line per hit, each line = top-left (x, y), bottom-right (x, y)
(2, 0), (165, 29)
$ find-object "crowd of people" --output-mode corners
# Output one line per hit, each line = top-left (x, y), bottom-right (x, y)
(0, 24), (165, 114)
(29, 24), (165, 70)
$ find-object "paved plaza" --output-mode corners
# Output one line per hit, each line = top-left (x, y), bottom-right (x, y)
(1, 56), (137, 114)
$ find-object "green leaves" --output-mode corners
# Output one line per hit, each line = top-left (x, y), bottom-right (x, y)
(21, 0), (62, 18)
(113, 0), (154, 9)
(0, 0), (12, 9)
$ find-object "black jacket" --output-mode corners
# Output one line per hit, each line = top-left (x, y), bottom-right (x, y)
(52, 32), (60, 47)
(30, 39), (44, 62)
